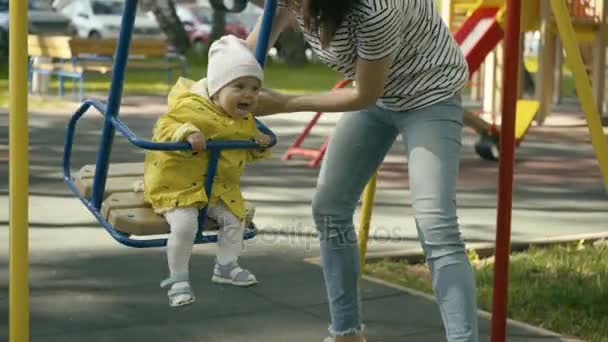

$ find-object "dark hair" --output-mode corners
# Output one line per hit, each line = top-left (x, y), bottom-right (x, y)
(288, 0), (356, 48)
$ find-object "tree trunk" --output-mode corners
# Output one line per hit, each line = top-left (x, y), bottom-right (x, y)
(208, 7), (227, 48)
(277, 29), (308, 66)
(247, 0), (308, 65)
(141, 0), (190, 54)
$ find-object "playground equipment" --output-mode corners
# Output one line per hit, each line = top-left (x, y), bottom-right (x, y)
(453, 0), (608, 160)
(451, 0), (542, 160)
(61, 0), (277, 248)
(282, 79), (351, 166)
(9, 1), (29, 341)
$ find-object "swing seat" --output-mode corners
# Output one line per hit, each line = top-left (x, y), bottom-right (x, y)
(73, 162), (256, 236)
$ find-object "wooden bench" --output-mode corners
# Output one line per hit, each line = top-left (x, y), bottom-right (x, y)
(72, 162), (255, 236)
(28, 35), (187, 99)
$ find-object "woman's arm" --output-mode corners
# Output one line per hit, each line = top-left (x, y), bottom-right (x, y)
(254, 54), (394, 115)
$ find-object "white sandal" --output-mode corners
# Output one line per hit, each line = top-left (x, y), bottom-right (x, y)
(211, 262), (258, 287)
(160, 274), (195, 307)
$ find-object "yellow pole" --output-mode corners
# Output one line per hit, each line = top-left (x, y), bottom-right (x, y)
(9, 0), (30, 341)
(550, 0), (608, 193)
(357, 174), (377, 277)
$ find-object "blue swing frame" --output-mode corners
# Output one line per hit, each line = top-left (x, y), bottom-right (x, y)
(63, 0), (278, 248)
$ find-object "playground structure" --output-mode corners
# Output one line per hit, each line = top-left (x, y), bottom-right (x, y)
(6, 1), (608, 342)
(453, 0), (608, 159)
(452, 1), (541, 160)
(282, 79), (352, 167)
(447, 0), (608, 118)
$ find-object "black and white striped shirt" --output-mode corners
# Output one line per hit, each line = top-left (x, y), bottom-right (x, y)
(278, 0), (469, 111)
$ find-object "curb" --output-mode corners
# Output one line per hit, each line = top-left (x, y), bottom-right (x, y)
(303, 232), (608, 341)
(363, 231), (608, 262)
(362, 274), (584, 342)
(303, 257), (582, 341)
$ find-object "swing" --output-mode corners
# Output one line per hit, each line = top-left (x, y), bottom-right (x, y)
(63, 0), (277, 248)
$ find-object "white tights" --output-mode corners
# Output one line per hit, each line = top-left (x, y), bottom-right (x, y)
(164, 202), (245, 278)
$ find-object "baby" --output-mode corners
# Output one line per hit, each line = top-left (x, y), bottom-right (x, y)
(144, 35), (271, 307)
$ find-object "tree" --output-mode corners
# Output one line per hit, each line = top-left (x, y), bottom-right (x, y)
(276, 28), (307, 66)
(248, 0), (307, 65)
(141, 0), (190, 54)
(207, 6), (226, 48)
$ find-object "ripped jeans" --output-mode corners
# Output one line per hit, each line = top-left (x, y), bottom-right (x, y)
(312, 95), (479, 341)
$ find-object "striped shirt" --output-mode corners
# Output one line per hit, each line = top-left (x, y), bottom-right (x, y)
(278, 0), (469, 111)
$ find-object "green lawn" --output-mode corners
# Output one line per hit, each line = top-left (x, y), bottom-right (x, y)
(1, 54), (579, 109)
(365, 241), (608, 342)
(0, 59), (342, 109)
(67, 61), (343, 95)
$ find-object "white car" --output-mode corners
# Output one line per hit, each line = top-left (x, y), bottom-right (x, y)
(0, 0), (77, 54)
(53, 0), (163, 39)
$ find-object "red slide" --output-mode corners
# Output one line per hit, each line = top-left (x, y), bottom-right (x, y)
(453, 7), (504, 76)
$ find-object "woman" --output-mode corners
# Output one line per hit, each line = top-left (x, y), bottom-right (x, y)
(246, 1), (478, 341)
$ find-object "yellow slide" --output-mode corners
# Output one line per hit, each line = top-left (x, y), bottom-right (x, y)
(515, 100), (540, 141)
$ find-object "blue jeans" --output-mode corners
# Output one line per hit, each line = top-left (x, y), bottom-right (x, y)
(312, 95), (479, 341)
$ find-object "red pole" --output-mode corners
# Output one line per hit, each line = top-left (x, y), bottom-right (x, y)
(491, 0), (520, 340)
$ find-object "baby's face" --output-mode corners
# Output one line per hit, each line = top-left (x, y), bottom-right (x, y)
(214, 77), (261, 119)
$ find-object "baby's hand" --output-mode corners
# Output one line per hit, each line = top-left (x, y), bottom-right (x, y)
(252, 134), (271, 146)
(186, 132), (206, 152)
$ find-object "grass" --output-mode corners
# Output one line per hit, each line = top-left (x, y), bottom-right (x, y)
(364, 241), (608, 342)
(0, 58), (342, 109)
(1, 54), (581, 109)
(64, 60), (342, 95)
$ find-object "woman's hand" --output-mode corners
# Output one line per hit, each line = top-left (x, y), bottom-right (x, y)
(186, 132), (206, 152)
(254, 89), (291, 116)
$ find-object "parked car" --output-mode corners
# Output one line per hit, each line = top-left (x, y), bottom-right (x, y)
(175, 4), (248, 55)
(232, 2), (262, 32)
(53, 0), (163, 39)
(180, 0), (260, 30)
(0, 0), (77, 55)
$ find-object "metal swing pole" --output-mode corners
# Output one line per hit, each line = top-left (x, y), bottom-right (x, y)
(9, 0), (30, 340)
(254, 0), (277, 66)
(90, 0), (138, 209)
(491, 0), (521, 340)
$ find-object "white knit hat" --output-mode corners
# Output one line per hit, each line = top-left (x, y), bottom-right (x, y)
(207, 35), (264, 97)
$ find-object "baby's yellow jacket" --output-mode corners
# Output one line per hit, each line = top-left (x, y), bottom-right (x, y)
(144, 77), (270, 219)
